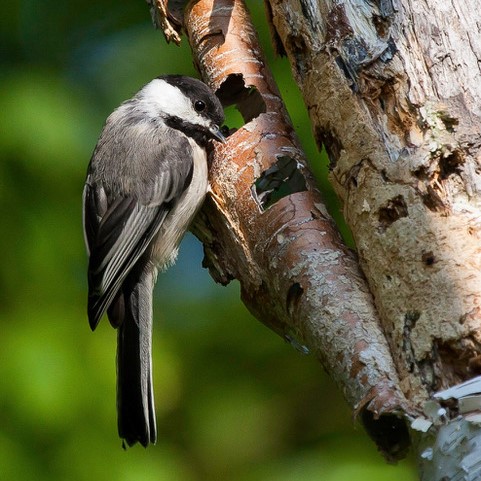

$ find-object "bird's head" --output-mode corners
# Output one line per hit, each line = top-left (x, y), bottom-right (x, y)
(136, 75), (226, 144)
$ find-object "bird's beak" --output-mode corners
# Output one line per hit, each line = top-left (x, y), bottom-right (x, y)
(209, 124), (226, 143)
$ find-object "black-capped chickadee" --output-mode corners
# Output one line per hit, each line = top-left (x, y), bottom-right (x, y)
(82, 75), (225, 447)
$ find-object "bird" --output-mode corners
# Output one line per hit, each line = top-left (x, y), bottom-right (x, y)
(82, 75), (225, 447)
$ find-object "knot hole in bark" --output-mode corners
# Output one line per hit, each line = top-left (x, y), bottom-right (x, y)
(286, 282), (303, 316)
(251, 155), (308, 211)
(360, 409), (410, 461)
(433, 338), (481, 384)
(421, 251), (436, 266)
(314, 127), (343, 171)
(438, 149), (464, 180)
(377, 195), (408, 231)
(216, 73), (266, 124)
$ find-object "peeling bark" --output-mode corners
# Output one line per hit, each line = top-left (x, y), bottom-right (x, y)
(148, 0), (418, 460)
(264, 0), (481, 476)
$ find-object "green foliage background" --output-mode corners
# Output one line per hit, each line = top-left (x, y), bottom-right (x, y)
(0, 0), (416, 479)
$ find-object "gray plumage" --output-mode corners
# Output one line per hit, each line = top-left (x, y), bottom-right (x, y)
(82, 75), (224, 447)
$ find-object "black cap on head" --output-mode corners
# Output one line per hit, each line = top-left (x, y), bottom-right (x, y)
(160, 75), (225, 127)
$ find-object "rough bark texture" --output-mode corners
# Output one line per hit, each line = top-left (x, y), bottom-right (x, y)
(148, 0), (416, 459)
(264, 0), (481, 477)
(266, 0), (481, 405)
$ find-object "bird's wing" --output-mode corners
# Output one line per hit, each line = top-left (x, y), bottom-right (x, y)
(83, 134), (195, 330)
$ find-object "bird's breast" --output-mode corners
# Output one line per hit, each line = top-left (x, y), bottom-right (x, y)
(151, 140), (209, 269)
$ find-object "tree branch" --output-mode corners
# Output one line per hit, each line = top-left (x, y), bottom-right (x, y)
(149, 0), (416, 459)
(264, 0), (481, 476)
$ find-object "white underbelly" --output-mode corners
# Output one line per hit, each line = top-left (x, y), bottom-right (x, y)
(151, 140), (209, 268)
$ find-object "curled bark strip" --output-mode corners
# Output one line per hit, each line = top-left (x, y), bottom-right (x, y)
(146, 0), (183, 44)
(163, 0), (416, 458)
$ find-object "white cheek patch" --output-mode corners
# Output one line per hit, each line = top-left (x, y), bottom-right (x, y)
(139, 79), (211, 128)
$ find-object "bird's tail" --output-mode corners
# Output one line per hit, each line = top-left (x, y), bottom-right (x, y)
(110, 268), (157, 448)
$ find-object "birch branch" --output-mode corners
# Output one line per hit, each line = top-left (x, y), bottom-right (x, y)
(149, 0), (416, 459)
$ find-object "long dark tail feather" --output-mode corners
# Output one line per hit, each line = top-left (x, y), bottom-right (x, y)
(114, 269), (157, 448)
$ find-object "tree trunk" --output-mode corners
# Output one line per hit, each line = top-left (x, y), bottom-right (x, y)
(265, 0), (481, 478)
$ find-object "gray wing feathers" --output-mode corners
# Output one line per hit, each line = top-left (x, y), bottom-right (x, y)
(83, 129), (194, 330)
(85, 190), (169, 330)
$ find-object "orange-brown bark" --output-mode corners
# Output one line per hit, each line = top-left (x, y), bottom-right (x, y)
(149, 0), (416, 458)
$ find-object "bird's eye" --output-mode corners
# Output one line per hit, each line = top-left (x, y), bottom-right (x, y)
(194, 100), (206, 112)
